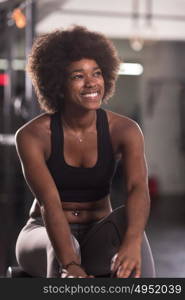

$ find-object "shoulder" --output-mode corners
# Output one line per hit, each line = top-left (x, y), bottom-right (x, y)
(15, 113), (52, 142)
(15, 113), (54, 156)
(105, 109), (144, 144)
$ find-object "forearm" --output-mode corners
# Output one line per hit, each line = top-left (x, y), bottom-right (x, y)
(111, 184), (150, 278)
(40, 201), (80, 266)
(123, 183), (150, 243)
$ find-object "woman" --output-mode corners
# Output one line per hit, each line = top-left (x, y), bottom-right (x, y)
(15, 26), (155, 278)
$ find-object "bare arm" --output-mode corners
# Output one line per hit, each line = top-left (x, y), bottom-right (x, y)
(15, 126), (87, 277)
(112, 120), (150, 278)
(122, 122), (150, 241)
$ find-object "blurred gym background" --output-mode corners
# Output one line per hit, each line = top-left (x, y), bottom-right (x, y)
(0, 0), (185, 277)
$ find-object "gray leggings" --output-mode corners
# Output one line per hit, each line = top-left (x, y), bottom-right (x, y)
(15, 206), (156, 278)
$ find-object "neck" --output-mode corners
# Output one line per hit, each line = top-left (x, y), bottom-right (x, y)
(62, 106), (97, 131)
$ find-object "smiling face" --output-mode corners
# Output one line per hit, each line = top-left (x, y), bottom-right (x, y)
(64, 58), (105, 111)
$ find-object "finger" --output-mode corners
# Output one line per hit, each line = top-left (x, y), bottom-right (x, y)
(133, 266), (141, 278)
(111, 254), (122, 273)
(118, 268), (132, 278)
(118, 262), (141, 278)
(117, 262), (135, 278)
(61, 272), (69, 278)
(61, 269), (68, 276)
(110, 253), (118, 271)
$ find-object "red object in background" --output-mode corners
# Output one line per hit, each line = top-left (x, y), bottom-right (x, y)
(148, 176), (159, 199)
(0, 74), (9, 86)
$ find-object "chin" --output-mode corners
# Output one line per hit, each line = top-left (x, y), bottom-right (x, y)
(84, 98), (102, 109)
(85, 102), (101, 110)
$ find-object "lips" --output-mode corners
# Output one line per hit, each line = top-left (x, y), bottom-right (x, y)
(82, 92), (99, 98)
(80, 89), (101, 99)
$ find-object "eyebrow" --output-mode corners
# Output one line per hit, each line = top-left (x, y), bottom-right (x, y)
(69, 66), (100, 75)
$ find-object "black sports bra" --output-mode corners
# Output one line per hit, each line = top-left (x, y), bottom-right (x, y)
(46, 108), (117, 202)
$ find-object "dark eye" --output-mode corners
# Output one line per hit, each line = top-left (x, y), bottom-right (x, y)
(94, 70), (102, 77)
(71, 74), (83, 80)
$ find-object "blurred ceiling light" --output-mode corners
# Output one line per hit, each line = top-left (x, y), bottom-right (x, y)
(119, 63), (143, 76)
(0, 134), (15, 146)
(11, 8), (26, 28)
(0, 59), (144, 76)
(0, 0), (8, 2)
(0, 59), (25, 70)
(12, 59), (26, 70)
(129, 36), (144, 51)
(0, 59), (8, 70)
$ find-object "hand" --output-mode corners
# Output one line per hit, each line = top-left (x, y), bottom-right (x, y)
(111, 241), (141, 278)
(61, 264), (94, 278)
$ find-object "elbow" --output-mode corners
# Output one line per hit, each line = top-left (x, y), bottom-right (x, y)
(127, 180), (149, 193)
(127, 182), (150, 202)
(39, 195), (63, 216)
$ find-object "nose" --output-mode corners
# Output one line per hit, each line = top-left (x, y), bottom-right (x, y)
(84, 75), (96, 88)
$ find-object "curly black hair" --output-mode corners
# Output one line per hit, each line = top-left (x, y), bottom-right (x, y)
(27, 25), (121, 113)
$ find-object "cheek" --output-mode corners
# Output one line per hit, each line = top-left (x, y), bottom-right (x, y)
(65, 82), (80, 96)
(71, 81), (83, 92)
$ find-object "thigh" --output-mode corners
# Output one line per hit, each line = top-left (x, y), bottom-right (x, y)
(16, 218), (80, 277)
(16, 220), (50, 277)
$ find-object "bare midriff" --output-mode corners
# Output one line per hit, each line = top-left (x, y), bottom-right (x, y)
(29, 196), (112, 223)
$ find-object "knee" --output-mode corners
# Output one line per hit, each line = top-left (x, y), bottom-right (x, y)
(15, 232), (26, 267)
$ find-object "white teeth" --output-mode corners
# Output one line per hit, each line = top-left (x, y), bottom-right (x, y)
(82, 92), (98, 98)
